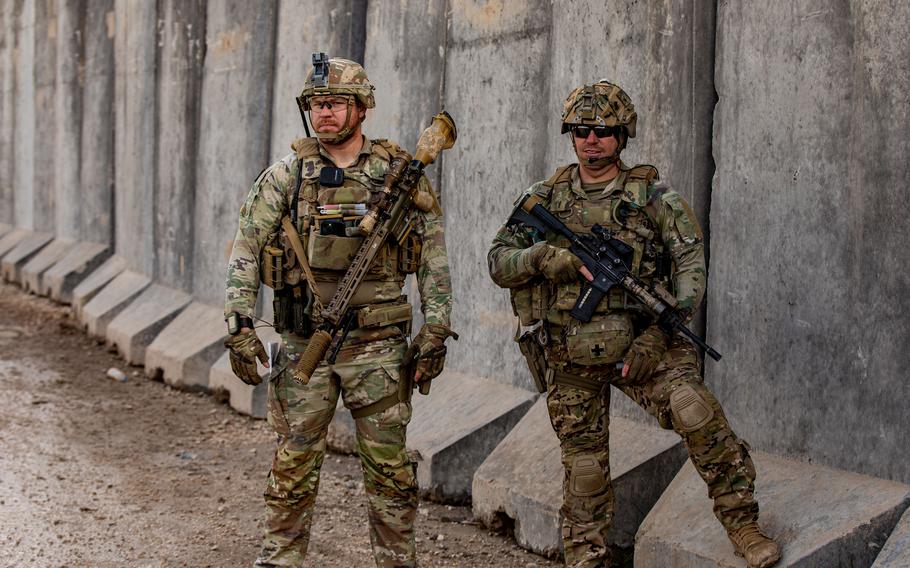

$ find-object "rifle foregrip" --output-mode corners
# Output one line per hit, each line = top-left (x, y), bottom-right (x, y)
(295, 329), (333, 383)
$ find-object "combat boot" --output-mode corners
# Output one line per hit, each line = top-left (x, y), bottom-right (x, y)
(727, 522), (781, 568)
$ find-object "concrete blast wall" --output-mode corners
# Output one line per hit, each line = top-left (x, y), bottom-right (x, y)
(709, 0), (910, 482)
(0, 0), (15, 225)
(191, 0), (276, 305)
(2, 0), (909, 486)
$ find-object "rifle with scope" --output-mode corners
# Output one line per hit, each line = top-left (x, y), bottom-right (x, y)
(507, 194), (721, 361)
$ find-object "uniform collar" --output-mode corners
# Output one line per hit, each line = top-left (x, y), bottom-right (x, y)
(317, 135), (372, 167)
(569, 165), (621, 199)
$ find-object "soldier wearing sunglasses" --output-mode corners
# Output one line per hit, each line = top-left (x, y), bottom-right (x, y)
(487, 81), (781, 568)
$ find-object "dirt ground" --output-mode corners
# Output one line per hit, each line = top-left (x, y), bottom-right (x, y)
(0, 282), (562, 568)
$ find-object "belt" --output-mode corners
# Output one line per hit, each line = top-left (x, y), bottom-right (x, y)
(548, 368), (604, 394)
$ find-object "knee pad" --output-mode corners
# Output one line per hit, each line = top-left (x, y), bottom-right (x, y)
(669, 384), (714, 432)
(569, 454), (607, 497)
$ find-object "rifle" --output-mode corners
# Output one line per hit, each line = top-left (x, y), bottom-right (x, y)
(507, 194), (721, 361)
(295, 112), (458, 383)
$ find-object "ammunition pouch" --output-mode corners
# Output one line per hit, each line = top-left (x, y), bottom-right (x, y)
(272, 285), (314, 336)
(510, 278), (550, 326)
(517, 325), (548, 393)
(262, 245), (285, 290)
(397, 232), (422, 274)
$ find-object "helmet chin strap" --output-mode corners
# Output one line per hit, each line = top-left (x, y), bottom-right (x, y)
(315, 97), (357, 144)
(572, 133), (624, 171)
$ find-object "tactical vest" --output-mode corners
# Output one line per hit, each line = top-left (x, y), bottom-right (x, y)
(510, 163), (673, 363)
(265, 138), (420, 334)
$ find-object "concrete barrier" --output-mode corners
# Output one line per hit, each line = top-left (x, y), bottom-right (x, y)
(191, 0), (276, 306)
(77, 0), (115, 246)
(21, 238), (74, 293)
(106, 284), (191, 365)
(873, 506), (910, 567)
(113, 0), (155, 275)
(0, 228), (29, 259)
(473, 397), (687, 555)
(440, 0), (552, 390)
(636, 453), (910, 568)
(0, 0), (14, 225)
(32, 0), (56, 233)
(12, 0), (35, 230)
(155, 0), (204, 291)
(408, 373), (536, 502)
(268, 0), (366, 163)
(144, 301), (225, 389)
(81, 269), (150, 337)
(71, 254), (126, 318)
(708, 0), (910, 482)
(1, 231), (52, 283)
(42, 242), (111, 303)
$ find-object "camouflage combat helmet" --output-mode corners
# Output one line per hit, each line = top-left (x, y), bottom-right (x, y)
(297, 53), (376, 143)
(561, 80), (637, 138)
(561, 80), (637, 167)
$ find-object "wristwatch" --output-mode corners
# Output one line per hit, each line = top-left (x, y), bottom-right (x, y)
(226, 312), (255, 335)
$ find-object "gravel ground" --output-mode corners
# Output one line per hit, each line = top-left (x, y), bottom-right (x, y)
(0, 282), (562, 568)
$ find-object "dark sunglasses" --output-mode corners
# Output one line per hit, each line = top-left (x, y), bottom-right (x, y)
(571, 124), (620, 139)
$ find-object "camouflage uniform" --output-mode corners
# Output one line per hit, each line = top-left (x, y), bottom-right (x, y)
(226, 135), (451, 566)
(488, 85), (761, 567)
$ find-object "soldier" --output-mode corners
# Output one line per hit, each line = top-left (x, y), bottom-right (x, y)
(223, 55), (455, 568)
(488, 81), (781, 568)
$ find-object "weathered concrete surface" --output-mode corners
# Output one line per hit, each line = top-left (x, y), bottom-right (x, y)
(32, 0), (57, 232)
(154, 0), (204, 291)
(76, 0), (115, 245)
(12, 0), (35, 230)
(0, 223), (10, 237)
(441, 0), (552, 390)
(407, 372), (537, 502)
(1, 231), (52, 283)
(709, 1), (910, 482)
(42, 241), (110, 302)
(473, 398), (687, 555)
(363, 0), (444, 178)
(268, 0), (365, 162)
(207, 325), (282, 419)
(53, 0), (85, 240)
(71, 254), (125, 318)
(80, 270), (150, 337)
(106, 284), (191, 365)
(872, 506), (910, 567)
(113, 0), (155, 273)
(0, 0), (15, 225)
(192, 0), (276, 305)
(636, 452), (910, 568)
(0, 227), (29, 259)
(21, 238), (75, 294)
(144, 302), (225, 389)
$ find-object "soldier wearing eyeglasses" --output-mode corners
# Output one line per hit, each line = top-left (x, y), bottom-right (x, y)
(224, 55), (454, 568)
(487, 81), (781, 568)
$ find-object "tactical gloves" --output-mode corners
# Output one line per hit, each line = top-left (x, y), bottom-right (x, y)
(224, 329), (268, 386)
(622, 325), (669, 382)
(402, 323), (459, 389)
(526, 242), (584, 283)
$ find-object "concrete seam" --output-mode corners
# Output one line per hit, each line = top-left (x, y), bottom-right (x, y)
(435, 0), (451, 201)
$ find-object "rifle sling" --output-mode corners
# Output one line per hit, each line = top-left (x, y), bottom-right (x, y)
(280, 215), (324, 311)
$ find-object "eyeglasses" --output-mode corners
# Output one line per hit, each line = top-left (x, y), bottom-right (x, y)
(571, 125), (620, 139)
(310, 97), (351, 112)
